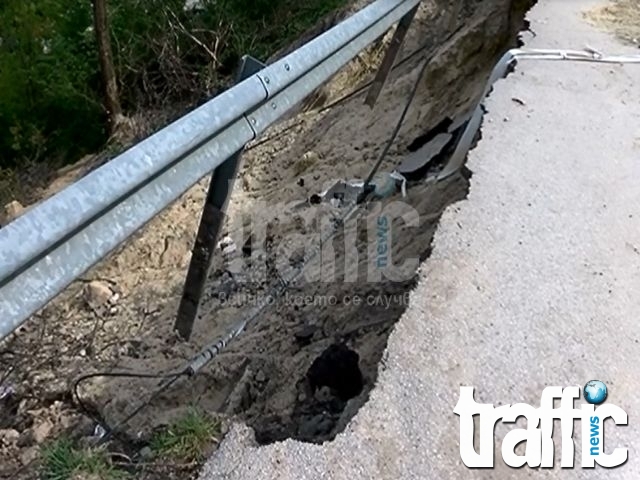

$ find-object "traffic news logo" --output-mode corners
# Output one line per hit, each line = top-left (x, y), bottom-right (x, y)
(454, 381), (629, 468)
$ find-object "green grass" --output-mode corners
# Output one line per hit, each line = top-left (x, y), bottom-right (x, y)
(40, 438), (126, 480)
(150, 408), (222, 463)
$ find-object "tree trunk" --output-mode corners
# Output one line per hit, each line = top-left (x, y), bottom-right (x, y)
(92, 0), (124, 136)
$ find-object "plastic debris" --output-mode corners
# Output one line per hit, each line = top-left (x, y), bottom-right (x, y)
(93, 424), (107, 439)
(318, 180), (363, 207)
(389, 170), (408, 198)
(370, 171), (407, 199)
(0, 384), (15, 400)
(217, 236), (237, 256)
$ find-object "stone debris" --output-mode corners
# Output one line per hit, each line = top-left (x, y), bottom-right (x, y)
(83, 280), (114, 309)
(0, 200), (25, 226)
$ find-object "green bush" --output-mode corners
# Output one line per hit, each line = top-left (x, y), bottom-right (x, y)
(0, 0), (347, 171)
(0, 0), (105, 169)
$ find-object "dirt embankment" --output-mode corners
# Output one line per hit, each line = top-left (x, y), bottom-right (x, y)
(0, 0), (535, 478)
(585, 0), (640, 46)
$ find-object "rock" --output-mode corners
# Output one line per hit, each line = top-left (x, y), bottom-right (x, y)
(16, 429), (35, 447)
(32, 419), (53, 443)
(215, 271), (238, 300)
(294, 325), (317, 346)
(314, 386), (333, 403)
(255, 370), (266, 383)
(83, 281), (113, 308)
(138, 446), (154, 460)
(20, 446), (38, 465)
(0, 429), (19, 444)
(159, 235), (188, 268)
(302, 151), (320, 166)
(1, 200), (25, 225)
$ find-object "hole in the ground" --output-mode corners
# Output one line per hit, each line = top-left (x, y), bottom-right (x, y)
(307, 343), (363, 401)
(245, 173), (466, 445)
(233, 0), (537, 447)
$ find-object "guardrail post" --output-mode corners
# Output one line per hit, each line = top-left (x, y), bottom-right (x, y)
(175, 55), (266, 340)
(364, 4), (419, 108)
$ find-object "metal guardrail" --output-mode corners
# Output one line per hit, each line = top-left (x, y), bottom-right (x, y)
(0, 0), (422, 341)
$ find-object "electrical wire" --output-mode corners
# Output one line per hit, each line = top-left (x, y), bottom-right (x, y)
(76, 36), (437, 439)
(187, 35), (434, 378)
(363, 53), (430, 190)
(72, 370), (189, 445)
(244, 29), (459, 154)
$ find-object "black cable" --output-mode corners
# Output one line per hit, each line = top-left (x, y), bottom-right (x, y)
(72, 370), (188, 444)
(70, 26), (456, 447)
(95, 373), (184, 446)
(245, 37), (439, 154)
(362, 52), (431, 192)
(186, 33), (439, 377)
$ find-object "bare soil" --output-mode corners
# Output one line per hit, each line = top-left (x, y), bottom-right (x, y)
(0, 0), (534, 478)
(585, 0), (640, 46)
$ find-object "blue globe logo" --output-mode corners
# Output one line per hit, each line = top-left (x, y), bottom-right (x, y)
(584, 380), (607, 405)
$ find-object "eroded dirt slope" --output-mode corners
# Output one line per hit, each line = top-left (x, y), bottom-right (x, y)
(0, 0), (535, 477)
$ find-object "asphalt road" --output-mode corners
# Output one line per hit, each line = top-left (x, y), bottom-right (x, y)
(199, 0), (640, 478)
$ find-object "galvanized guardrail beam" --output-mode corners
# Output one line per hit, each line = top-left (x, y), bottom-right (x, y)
(0, 0), (422, 341)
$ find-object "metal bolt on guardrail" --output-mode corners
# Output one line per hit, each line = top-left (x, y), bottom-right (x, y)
(1, 0), (638, 344)
(0, 0), (422, 341)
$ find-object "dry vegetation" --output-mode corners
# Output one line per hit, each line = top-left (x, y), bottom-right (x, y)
(585, 0), (640, 45)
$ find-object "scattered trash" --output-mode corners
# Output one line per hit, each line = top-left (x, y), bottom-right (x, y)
(0, 384), (15, 400)
(398, 132), (453, 178)
(305, 169), (408, 209)
(218, 236), (237, 257)
(370, 171), (407, 199)
(389, 171), (408, 198)
(316, 179), (363, 207)
(93, 424), (107, 439)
